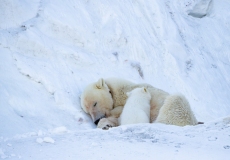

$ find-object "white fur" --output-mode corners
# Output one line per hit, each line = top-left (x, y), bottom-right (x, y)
(81, 78), (199, 129)
(119, 87), (151, 125)
(155, 94), (198, 126)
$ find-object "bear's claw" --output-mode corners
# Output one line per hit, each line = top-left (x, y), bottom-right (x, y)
(102, 124), (113, 130)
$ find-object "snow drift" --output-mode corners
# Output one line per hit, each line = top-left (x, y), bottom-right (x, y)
(0, 0), (230, 159)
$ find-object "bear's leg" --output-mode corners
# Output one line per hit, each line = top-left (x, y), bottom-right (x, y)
(110, 106), (124, 118)
(97, 117), (119, 130)
(155, 94), (198, 126)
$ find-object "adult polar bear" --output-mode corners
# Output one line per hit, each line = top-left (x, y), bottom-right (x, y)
(81, 78), (198, 129)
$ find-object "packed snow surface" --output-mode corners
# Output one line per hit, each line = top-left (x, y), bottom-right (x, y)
(0, 0), (230, 159)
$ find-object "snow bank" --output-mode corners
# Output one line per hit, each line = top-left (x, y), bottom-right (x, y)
(0, 0), (230, 139)
(0, 118), (229, 160)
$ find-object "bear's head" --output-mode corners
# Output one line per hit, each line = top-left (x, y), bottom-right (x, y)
(126, 87), (151, 100)
(81, 78), (113, 125)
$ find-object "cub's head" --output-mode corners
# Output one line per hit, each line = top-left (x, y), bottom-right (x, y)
(81, 78), (113, 125)
(126, 87), (151, 100)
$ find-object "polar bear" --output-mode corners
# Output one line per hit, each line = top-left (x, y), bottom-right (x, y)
(81, 78), (199, 129)
(119, 87), (151, 125)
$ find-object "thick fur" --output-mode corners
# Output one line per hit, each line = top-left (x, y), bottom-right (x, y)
(119, 87), (151, 125)
(155, 94), (198, 126)
(81, 78), (198, 128)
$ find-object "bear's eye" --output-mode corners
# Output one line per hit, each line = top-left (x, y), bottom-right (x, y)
(93, 102), (97, 107)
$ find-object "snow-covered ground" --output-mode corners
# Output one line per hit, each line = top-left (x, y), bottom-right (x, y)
(0, 0), (230, 159)
(1, 119), (230, 160)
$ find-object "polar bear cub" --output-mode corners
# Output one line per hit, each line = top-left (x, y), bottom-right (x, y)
(119, 87), (151, 125)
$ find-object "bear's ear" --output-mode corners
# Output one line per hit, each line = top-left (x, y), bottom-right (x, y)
(96, 78), (105, 89)
(143, 87), (147, 93)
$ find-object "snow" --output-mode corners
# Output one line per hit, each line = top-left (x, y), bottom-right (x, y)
(43, 137), (55, 144)
(1, 120), (230, 159)
(0, 0), (230, 159)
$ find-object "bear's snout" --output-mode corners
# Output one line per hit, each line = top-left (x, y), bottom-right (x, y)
(94, 116), (106, 125)
(94, 119), (100, 125)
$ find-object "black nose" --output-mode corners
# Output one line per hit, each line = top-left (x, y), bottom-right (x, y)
(94, 119), (100, 125)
